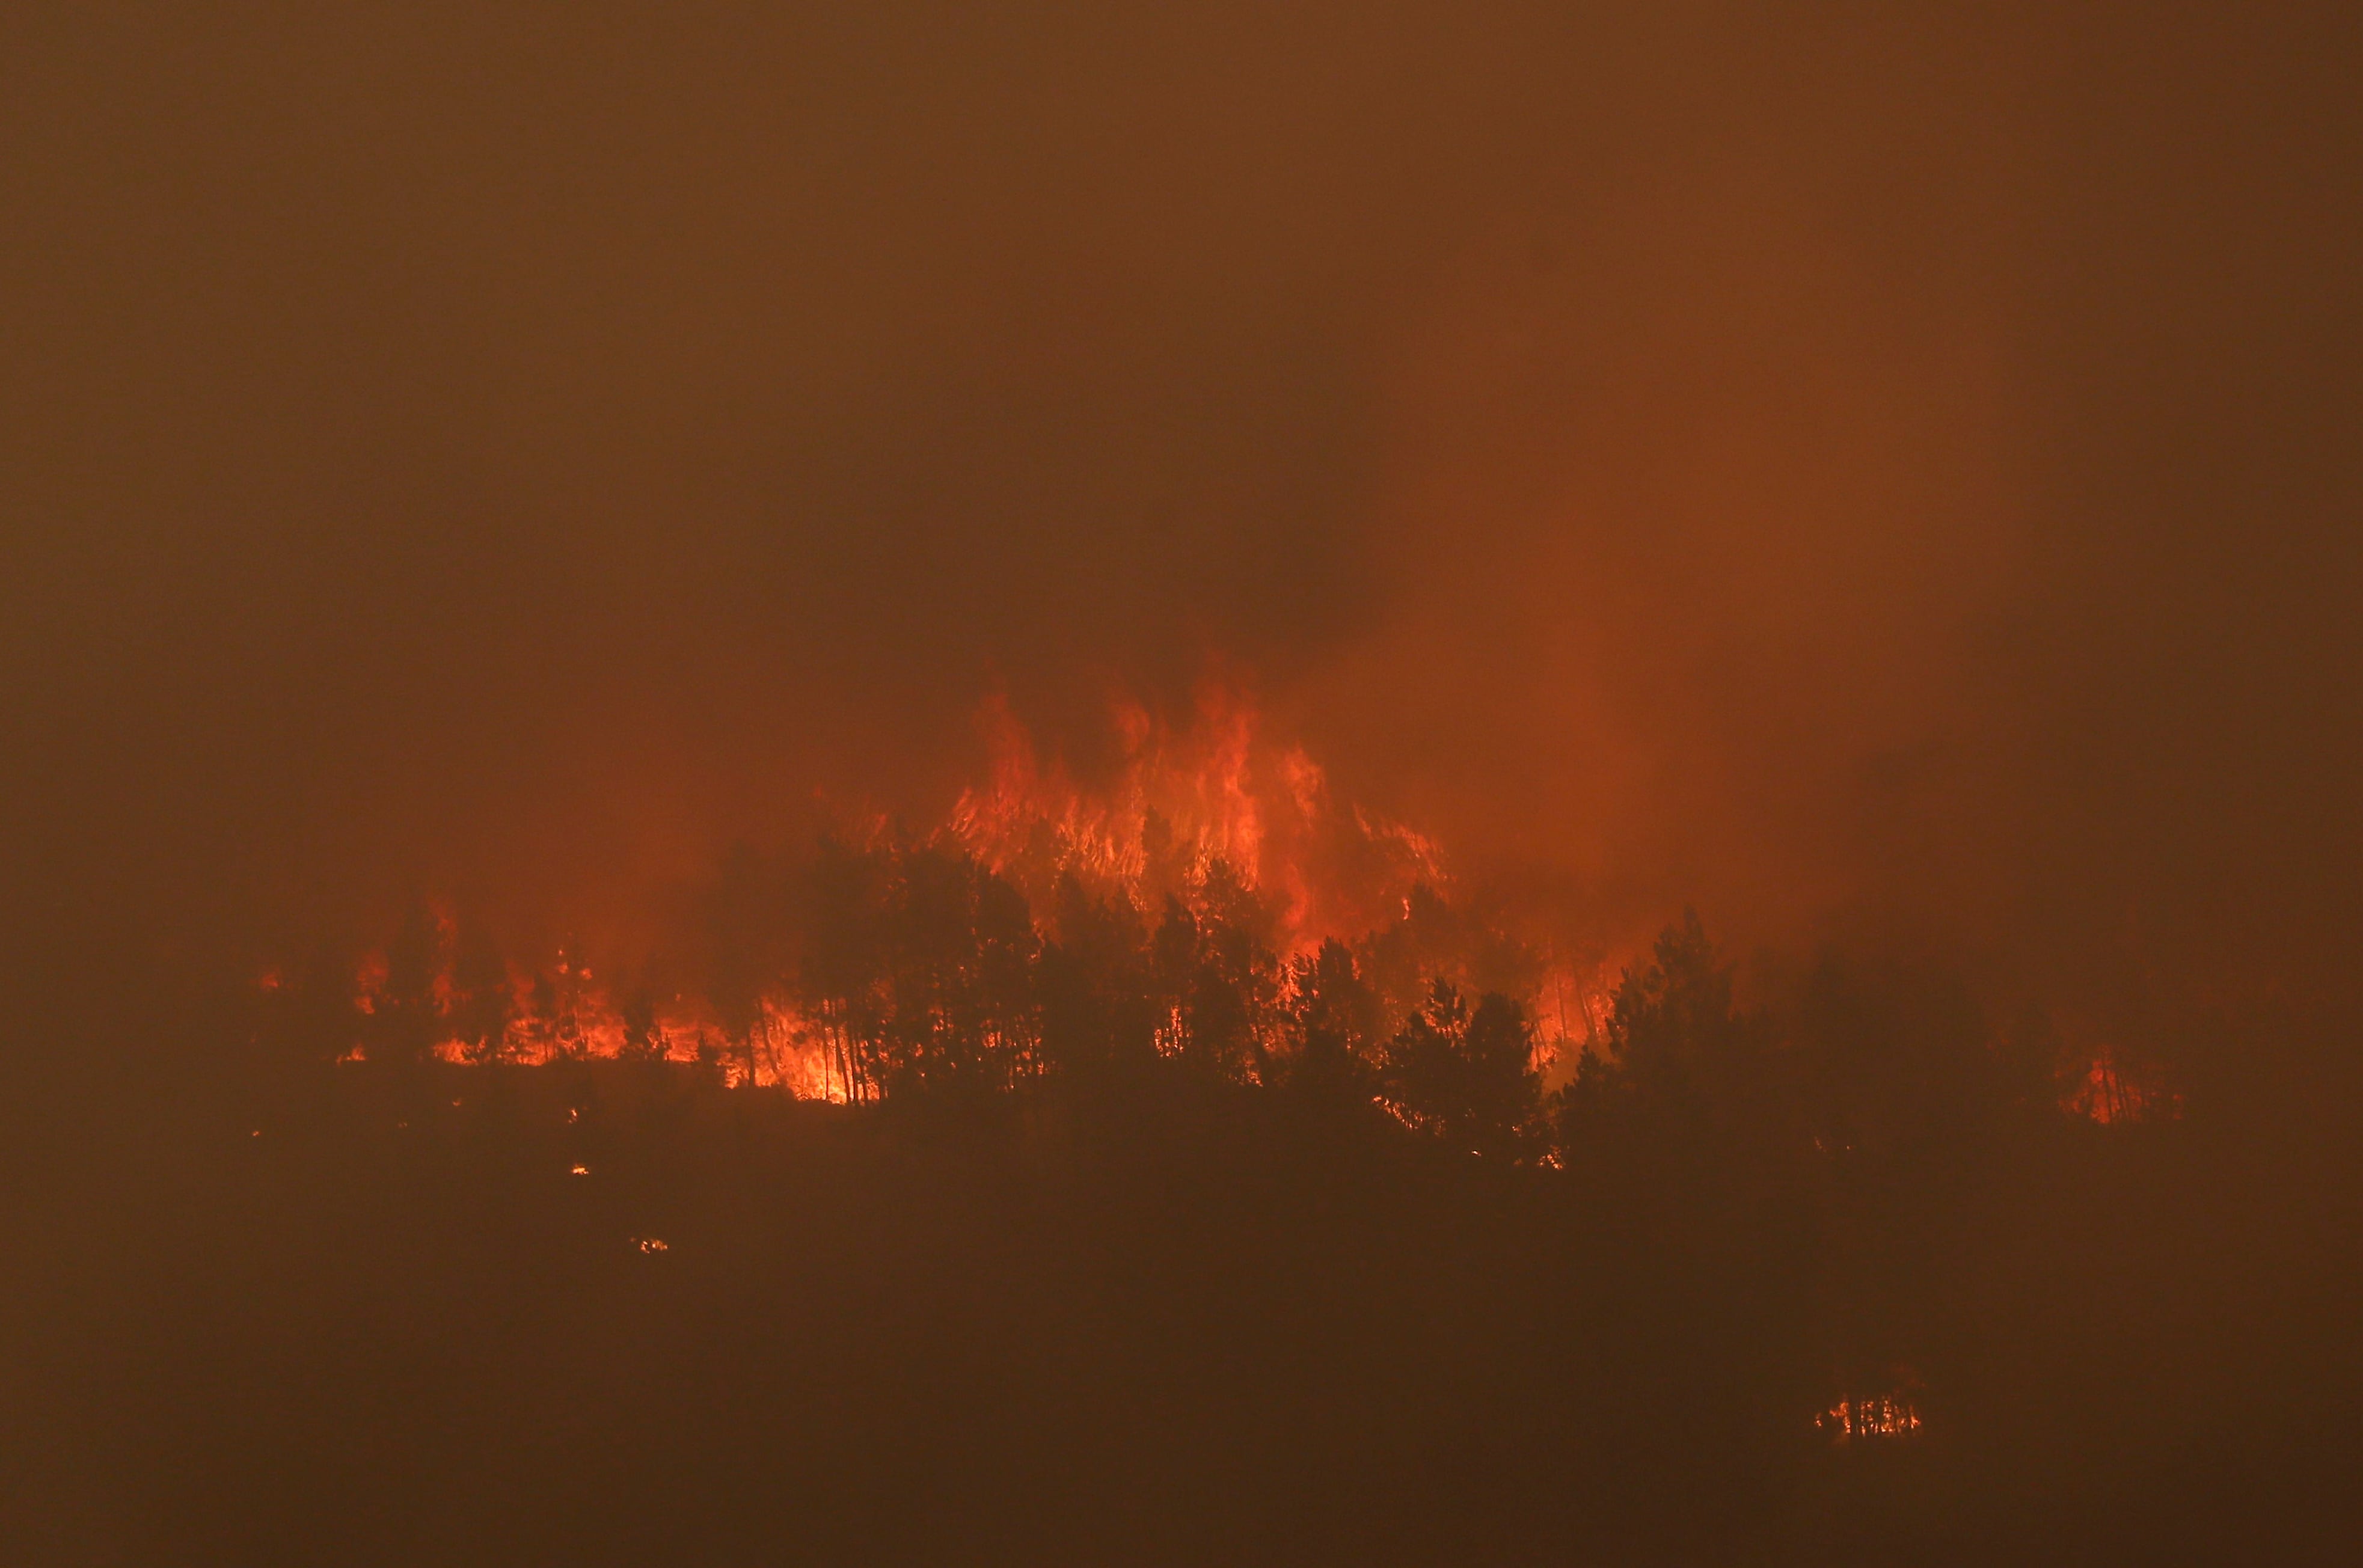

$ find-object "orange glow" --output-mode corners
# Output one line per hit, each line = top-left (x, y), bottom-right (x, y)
(1816, 1394), (1923, 1441)
(298, 690), (1629, 1098)
(1530, 957), (1617, 1085)
(750, 998), (859, 1100)
(2070, 1050), (2180, 1124)
(949, 683), (1445, 955)
(352, 949), (388, 1015)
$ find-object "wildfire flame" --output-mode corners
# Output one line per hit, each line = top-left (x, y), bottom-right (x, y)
(296, 689), (1616, 1098)
(286, 685), (2138, 1126)
(1816, 1394), (1923, 1442)
(947, 684), (1446, 955)
(2070, 1049), (2179, 1125)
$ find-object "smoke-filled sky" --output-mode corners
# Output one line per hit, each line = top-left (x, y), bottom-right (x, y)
(5, 4), (2359, 1021)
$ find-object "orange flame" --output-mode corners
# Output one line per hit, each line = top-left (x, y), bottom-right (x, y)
(948, 683), (1445, 954)
(308, 684), (1619, 1097)
(1816, 1394), (1923, 1441)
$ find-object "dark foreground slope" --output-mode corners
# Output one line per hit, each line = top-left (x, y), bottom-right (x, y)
(5, 1014), (2358, 1567)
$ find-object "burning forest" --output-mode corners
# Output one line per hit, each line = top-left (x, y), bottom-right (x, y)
(8, 3), (2361, 1563)
(256, 688), (2171, 1151)
(284, 689), (1574, 1101)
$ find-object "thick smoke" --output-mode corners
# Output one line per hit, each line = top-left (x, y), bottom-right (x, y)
(4, 4), (2359, 1038)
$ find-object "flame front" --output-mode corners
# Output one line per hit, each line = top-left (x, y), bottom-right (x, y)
(947, 684), (1444, 956)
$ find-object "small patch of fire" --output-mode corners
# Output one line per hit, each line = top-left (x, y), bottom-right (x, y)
(569, 1163), (590, 1177)
(1816, 1394), (1923, 1442)
(633, 1236), (669, 1254)
(2071, 1050), (2181, 1125)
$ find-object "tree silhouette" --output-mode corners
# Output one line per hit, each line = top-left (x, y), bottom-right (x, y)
(1142, 858), (1280, 1080)
(542, 951), (593, 1062)
(1037, 872), (1156, 1077)
(619, 987), (664, 1065)
(1557, 908), (1795, 1153)
(1356, 880), (1545, 1041)
(704, 843), (782, 1089)
(1553, 907), (1804, 1212)
(1381, 981), (1543, 1160)
(452, 919), (512, 1064)
(1281, 937), (1384, 1104)
(973, 864), (1041, 1085)
(798, 835), (893, 1101)
(372, 901), (443, 1067)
